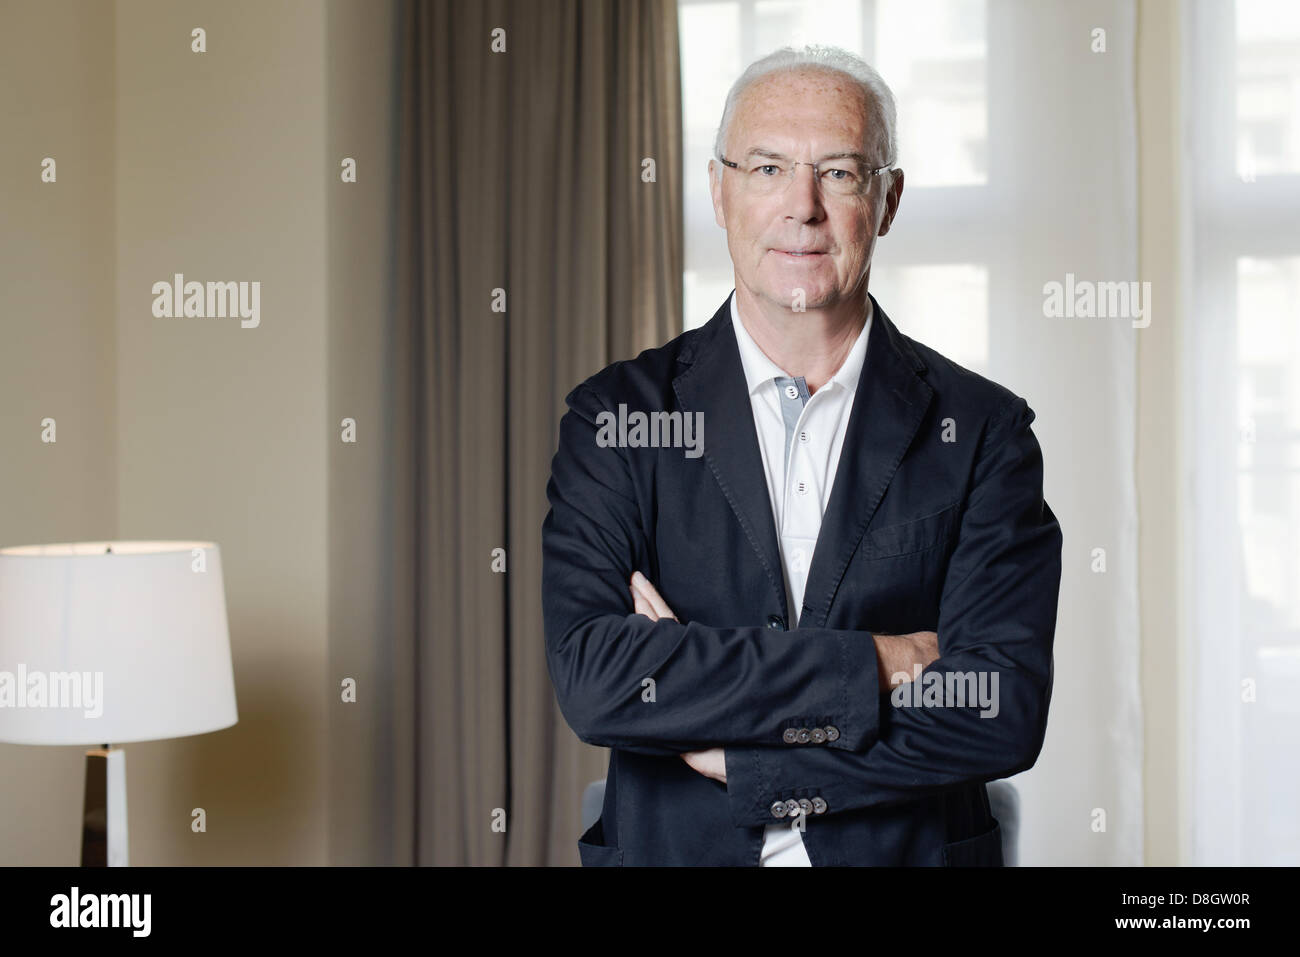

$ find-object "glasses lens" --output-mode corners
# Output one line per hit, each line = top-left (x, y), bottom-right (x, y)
(733, 158), (867, 196)
(820, 162), (865, 195)
(743, 160), (785, 194)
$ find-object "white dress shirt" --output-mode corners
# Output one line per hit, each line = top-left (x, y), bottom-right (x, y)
(728, 290), (873, 867)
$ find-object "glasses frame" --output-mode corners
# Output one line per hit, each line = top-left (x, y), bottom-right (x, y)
(717, 153), (895, 196)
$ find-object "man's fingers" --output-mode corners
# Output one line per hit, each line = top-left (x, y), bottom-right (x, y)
(644, 586), (676, 622)
(681, 747), (726, 783)
(631, 586), (658, 621)
(631, 571), (678, 622)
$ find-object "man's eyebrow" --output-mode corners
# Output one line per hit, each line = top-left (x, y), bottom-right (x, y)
(743, 147), (871, 163)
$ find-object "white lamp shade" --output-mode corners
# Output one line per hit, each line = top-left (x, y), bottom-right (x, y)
(0, 541), (238, 745)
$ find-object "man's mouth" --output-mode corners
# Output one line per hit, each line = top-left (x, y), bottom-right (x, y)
(775, 249), (827, 258)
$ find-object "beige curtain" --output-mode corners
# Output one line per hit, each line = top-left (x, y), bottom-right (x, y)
(331, 0), (681, 866)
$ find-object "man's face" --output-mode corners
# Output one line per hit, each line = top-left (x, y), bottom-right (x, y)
(709, 68), (902, 314)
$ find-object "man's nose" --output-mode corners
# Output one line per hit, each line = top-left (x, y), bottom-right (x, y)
(781, 163), (825, 222)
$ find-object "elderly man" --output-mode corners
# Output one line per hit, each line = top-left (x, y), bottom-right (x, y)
(542, 46), (1062, 866)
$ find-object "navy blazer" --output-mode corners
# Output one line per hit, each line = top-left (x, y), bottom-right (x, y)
(541, 293), (1063, 866)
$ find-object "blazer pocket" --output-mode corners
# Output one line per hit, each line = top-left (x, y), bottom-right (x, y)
(865, 501), (962, 559)
(940, 819), (1004, 867)
(577, 816), (624, 866)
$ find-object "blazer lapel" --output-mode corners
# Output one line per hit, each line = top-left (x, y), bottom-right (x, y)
(799, 294), (934, 628)
(673, 299), (789, 621)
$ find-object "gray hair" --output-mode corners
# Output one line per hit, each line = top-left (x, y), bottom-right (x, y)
(712, 45), (897, 182)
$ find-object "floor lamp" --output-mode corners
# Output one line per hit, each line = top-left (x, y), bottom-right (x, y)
(0, 540), (238, 866)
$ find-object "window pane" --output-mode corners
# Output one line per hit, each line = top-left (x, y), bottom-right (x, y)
(1236, 0), (1300, 178)
(681, 1), (742, 329)
(870, 263), (989, 374)
(753, 0), (864, 54)
(1235, 255), (1300, 865)
(876, 0), (987, 185)
(680, 2), (742, 138)
(1236, 256), (1300, 629)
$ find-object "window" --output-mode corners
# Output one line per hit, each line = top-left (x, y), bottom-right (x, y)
(1187, 0), (1300, 866)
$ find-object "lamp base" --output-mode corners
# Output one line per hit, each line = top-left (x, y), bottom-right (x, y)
(81, 747), (128, 866)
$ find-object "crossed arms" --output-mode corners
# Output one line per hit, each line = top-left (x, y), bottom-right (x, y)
(541, 382), (1062, 825)
(630, 569), (939, 784)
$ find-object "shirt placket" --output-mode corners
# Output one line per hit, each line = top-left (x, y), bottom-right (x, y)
(773, 375), (823, 628)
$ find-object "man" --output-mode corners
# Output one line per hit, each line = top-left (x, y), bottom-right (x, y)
(541, 46), (1063, 866)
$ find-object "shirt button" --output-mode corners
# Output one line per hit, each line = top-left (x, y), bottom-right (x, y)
(798, 430), (810, 443)
(795, 481), (808, 495)
(784, 384), (800, 400)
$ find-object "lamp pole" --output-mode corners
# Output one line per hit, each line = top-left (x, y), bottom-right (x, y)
(81, 743), (129, 866)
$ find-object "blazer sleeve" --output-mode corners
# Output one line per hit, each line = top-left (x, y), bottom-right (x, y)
(542, 381), (882, 756)
(722, 396), (1062, 826)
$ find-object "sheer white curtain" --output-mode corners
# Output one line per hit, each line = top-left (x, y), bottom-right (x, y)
(1185, 0), (1300, 867)
(679, 0), (1142, 865)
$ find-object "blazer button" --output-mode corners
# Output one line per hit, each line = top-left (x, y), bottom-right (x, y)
(811, 796), (828, 814)
(809, 727), (827, 744)
(783, 799), (801, 818)
(796, 728), (811, 744)
(766, 615), (785, 630)
(824, 725), (840, 742)
(770, 801), (788, 819)
(782, 728), (798, 744)
(798, 798), (814, 816)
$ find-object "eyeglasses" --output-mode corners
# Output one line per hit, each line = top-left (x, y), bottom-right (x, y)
(718, 152), (893, 197)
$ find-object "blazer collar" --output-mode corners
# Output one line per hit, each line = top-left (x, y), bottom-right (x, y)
(673, 291), (934, 626)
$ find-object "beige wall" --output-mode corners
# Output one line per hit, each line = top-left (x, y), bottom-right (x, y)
(0, 0), (393, 865)
(111, 0), (330, 866)
(0, 0), (119, 866)
(325, 0), (405, 866)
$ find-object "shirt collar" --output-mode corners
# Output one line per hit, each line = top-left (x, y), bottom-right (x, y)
(729, 290), (873, 397)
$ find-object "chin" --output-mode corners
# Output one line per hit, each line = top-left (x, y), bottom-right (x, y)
(751, 277), (826, 309)
(772, 286), (835, 310)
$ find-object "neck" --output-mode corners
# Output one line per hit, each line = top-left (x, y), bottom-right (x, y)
(734, 283), (869, 394)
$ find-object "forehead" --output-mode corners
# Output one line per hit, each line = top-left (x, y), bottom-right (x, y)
(731, 68), (875, 147)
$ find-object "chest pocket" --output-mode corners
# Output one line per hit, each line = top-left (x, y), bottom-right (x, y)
(863, 500), (962, 560)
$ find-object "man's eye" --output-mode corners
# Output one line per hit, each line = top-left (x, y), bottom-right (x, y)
(825, 168), (855, 181)
(756, 164), (781, 176)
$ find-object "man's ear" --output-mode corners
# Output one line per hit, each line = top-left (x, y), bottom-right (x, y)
(877, 168), (904, 237)
(708, 159), (727, 230)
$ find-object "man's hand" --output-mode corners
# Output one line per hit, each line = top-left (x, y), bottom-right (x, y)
(873, 631), (940, 691)
(630, 572), (727, 782)
(681, 747), (727, 783)
(630, 570), (677, 622)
